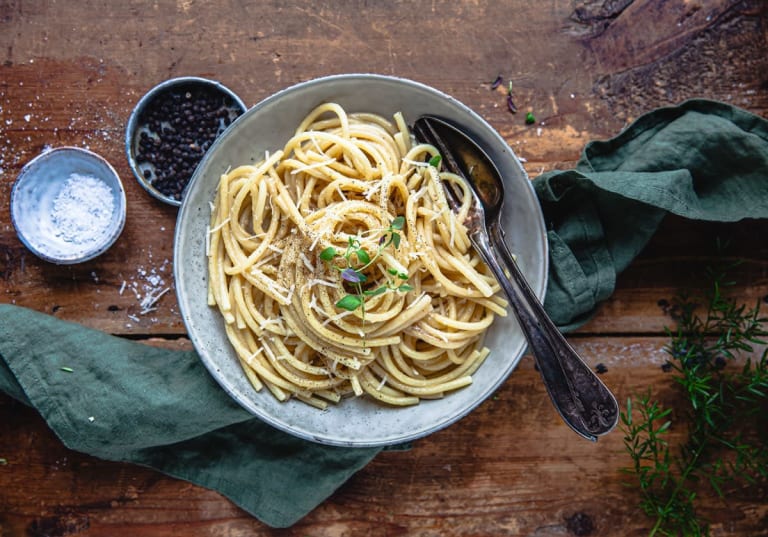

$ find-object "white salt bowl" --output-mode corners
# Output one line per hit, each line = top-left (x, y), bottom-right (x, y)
(11, 147), (127, 264)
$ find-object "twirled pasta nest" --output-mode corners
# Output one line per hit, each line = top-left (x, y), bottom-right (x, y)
(207, 103), (507, 408)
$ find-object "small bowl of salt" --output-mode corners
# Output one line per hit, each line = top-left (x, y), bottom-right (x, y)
(11, 146), (127, 264)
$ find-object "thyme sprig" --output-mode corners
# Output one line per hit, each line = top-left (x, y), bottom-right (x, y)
(621, 265), (768, 536)
(320, 216), (413, 316)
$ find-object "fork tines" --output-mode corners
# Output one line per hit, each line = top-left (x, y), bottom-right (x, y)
(412, 117), (467, 213)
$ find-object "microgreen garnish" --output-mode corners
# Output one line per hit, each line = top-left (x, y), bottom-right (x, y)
(525, 111), (536, 125)
(507, 81), (518, 113)
(320, 217), (411, 326)
(486, 74), (520, 113)
(506, 94), (518, 114)
(341, 267), (366, 284)
(319, 247), (337, 262)
(621, 264), (768, 536)
(336, 294), (363, 311)
(428, 155), (441, 168)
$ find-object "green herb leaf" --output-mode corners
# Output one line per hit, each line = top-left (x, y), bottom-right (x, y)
(319, 247), (337, 262)
(356, 249), (371, 264)
(525, 112), (536, 125)
(428, 155), (441, 168)
(336, 294), (363, 311)
(397, 272), (408, 280)
(364, 286), (389, 297)
(387, 268), (398, 275)
(391, 216), (405, 230)
(391, 232), (401, 249)
(397, 284), (414, 292)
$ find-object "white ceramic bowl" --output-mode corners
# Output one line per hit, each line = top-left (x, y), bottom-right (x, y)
(11, 147), (126, 264)
(174, 74), (548, 446)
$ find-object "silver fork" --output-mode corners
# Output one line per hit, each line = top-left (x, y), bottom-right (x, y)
(413, 116), (619, 441)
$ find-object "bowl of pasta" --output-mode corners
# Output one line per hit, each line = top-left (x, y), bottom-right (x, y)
(174, 74), (548, 447)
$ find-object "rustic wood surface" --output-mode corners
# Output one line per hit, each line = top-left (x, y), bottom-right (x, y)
(1, 0), (767, 535)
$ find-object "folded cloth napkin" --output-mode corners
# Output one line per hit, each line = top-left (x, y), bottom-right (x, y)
(1, 98), (767, 527)
(534, 99), (768, 330)
(0, 305), (380, 527)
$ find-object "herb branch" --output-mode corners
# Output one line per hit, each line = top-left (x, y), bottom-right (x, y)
(621, 265), (768, 536)
(320, 216), (413, 317)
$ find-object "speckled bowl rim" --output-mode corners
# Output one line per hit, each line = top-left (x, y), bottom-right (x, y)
(10, 146), (127, 264)
(125, 76), (248, 207)
(174, 73), (549, 447)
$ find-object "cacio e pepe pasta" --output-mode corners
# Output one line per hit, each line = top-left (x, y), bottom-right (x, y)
(207, 103), (507, 409)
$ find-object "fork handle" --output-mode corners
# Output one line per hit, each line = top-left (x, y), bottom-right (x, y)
(471, 227), (619, 441)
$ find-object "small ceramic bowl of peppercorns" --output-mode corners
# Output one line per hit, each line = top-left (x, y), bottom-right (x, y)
(125, 76), (247, 206)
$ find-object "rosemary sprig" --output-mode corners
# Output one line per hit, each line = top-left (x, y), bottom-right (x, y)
(621, 265), (768, 536)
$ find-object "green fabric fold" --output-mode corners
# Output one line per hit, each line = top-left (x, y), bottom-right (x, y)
(1, 98), (766, 527)
(533, 99), (768, 330)
(0, 305), (380, 528)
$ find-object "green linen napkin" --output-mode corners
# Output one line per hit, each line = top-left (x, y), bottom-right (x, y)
(533, 99), (768, 330)
(0, 304), (380, 528)
(1, 98), (767, 527)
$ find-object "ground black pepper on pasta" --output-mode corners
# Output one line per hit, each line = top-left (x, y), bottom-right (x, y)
(134, 85), (244, 202)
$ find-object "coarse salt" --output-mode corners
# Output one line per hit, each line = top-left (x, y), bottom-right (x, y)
(51, 173), (114, 245)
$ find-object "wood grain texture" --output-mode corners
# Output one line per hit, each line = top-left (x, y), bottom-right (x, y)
(1, 339), (766, 536)
(1, 0), (767, 535)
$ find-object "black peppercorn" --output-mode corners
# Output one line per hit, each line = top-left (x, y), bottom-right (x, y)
(135, 83), (244, 202)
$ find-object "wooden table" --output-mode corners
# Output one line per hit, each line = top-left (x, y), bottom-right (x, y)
(1, 1), (767, 535)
